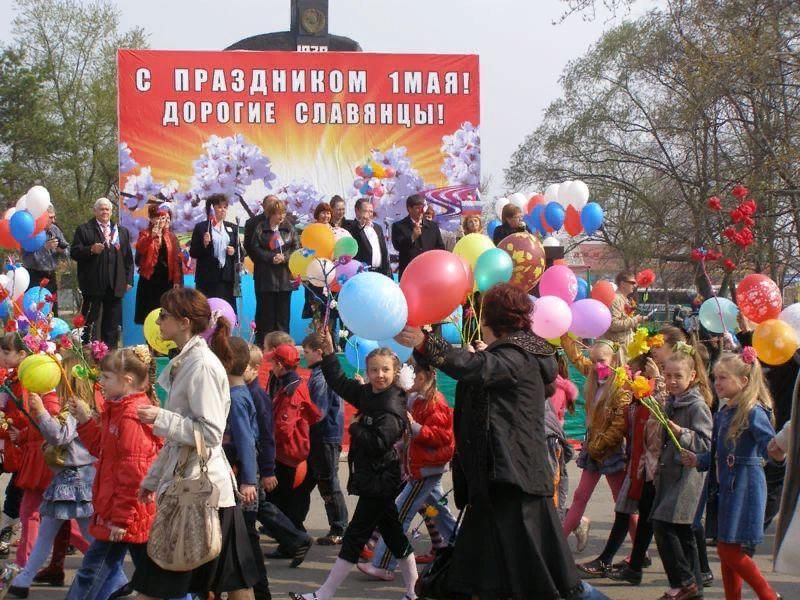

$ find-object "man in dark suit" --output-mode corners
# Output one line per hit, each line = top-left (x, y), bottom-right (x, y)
(70, 197), (133, 346)
(347, 198), (392, 278)
(189, 193), (243, 312)
(391, 193), (445, 278)
(329, 195), (352, 230)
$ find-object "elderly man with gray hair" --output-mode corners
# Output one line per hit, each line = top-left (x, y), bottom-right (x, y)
(70, 197), (133, 346)
(21, 204), (69, 315)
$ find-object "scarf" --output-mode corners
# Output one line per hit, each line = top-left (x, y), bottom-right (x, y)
(210, 221), (229, 268)
(137, 228), (180, 283)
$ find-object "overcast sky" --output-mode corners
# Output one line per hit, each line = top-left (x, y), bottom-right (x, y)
(0, 0), (647, 197)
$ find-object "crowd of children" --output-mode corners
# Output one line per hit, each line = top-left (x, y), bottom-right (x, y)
(0, 281), (796, 600)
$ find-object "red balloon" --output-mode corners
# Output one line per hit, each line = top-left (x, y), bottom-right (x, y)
(0, 220), (20, 251)
(591, 280), (617, 307)
(400, 250), (468, 326)
(539, 209), (553, 233)
(736, 274), (782, 324)
(564, 205), (583, 236)
(457, 255), (474, 299)
(526, 194), (545, 215)
(33, 211), (49, 235)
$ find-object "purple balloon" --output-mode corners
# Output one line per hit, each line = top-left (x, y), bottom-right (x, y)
(569, 298), (612, 338)
(335, 258), (364, 284)
(203, 297), (237, 340)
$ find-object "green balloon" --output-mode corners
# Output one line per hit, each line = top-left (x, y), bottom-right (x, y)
(334, 236), (358, 259)
(474, 248), (514, 292)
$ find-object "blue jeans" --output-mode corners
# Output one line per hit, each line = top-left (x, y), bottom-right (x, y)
(372, 475), (456, 571)
(12, 515), (92, 588)
(66, 540), (152, 600)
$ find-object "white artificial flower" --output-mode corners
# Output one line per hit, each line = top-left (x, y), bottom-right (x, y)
(339, 329), (349, 339)
(397, 363), (416, 392)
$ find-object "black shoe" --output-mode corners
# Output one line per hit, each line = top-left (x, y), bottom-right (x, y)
(7, 586), (29, 599)
(612, 554), (652, 571)
(65, 544), (77, 556)
(701, 571), (713, 587)
(290, 540), (313, 568)
(109, 582), (135, 598)
(607, 564), (642, 585)
(316, 534), (344, 546)
(265, 548), (291, 559)
(576, 558), (610, 578)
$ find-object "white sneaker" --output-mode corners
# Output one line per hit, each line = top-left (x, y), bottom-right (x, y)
(574, 517), (591, 553)
(357, 561), (396, 581)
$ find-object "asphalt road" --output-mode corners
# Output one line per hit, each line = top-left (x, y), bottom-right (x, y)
(3, 462), (798, 599)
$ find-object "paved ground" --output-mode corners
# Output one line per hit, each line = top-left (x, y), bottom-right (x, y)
(3, 462), (799, 599)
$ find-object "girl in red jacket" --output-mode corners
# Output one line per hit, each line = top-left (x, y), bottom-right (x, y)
(358, 358), (457, 582)
(65, 346), (162, 600)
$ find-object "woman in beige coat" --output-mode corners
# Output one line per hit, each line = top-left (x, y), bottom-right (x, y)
(602, 272), (644, 349)
(134, 287), (257, 600)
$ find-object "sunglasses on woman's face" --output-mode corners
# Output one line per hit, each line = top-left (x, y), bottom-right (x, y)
(626, 280), (636, 285)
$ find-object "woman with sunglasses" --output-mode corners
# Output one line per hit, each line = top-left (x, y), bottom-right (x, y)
(601, 272), (645, 350)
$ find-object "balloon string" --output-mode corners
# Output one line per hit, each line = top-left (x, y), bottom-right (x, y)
(700, 257), (729, 335)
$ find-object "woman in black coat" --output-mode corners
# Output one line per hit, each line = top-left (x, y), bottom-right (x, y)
(396, 283), (584, 600)
(492, 203), (529, 245)
(189, 193), (242, 311)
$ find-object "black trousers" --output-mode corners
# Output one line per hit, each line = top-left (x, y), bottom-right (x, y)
(196, 280), (237, 316)
(243, 508), (272, 600)
(2, 473), (22, 519)
(763, 460), (785, 529)
(653, 520), (701, 589)
(254, 291), (290, 347)
(257, 495), (311, 553)
(27, 269), (58, 316)
(629, 480), (656, 571)
(339, 495), (412, 564)
(266, 462), (314, 532)
(308, 439), (349, 536)
(81, 288), (122, 347)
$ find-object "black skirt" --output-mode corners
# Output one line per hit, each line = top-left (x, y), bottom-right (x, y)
(446, 483), (583, 600)
(132, 505), (259, 597)
(134, 244), (171, 324)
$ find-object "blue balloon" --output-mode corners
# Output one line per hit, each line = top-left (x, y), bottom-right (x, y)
(0, 300), (8, 320)
(362, 164), (374, 177)
(20, 230), (46, 252)
(529, 205), (545, 235)
(378, 337), (413, 363)
(344, 336), (380, 371)
(575, 278), (589, 301)
(580, 202), (604, 235)
(338, 272), (408, 340)
(544, 201), (565, 230)
(48, 317), (70, 339)
(9, 210), (35, 242)
(23, 285), (53, 318)
(442, 322), (462, 345)
(359, 183), (370, 194)
(487, 219), (501, 238)
(698, 297), (739, 334)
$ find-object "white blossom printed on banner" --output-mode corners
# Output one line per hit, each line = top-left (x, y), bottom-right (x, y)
(279, 181), (325, 227)
(189, 134), (277, 202)
(441, 121), (480, 187)
(118, 142), (137, 175)
(171, 192), (207, 232)
(121, 166), (165, 233)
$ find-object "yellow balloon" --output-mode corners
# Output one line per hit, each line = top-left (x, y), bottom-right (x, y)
(753, 319), (799, 366)
(301, 223), (335, 260)
(288, 250), (314, 278)
(18, 354), (62, 393)
(144, 308), (177, 356)
(454, 233), (495, 268)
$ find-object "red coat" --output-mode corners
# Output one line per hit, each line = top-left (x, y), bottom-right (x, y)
(77, 392), (162, 543)
(407, 392), (455, 480)
(623, 400), (651, 502)
(0, 375), (24, 472)
(271, 372), (321, 468)
(548, 375), (579, 424)
(15, 391), (60, 491)
(135, 228), (183, 284)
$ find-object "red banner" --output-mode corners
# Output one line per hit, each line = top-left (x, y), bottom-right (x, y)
(117, 49), (480, 233)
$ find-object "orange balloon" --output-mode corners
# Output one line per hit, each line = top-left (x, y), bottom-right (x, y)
(591, 280), (617, 307)
(526, 194), (545, 214)
(753, 319), (799, 366)
(301, 223), (335, 259)
(564, 205), (583, 236)
(293, 460), (308, 489)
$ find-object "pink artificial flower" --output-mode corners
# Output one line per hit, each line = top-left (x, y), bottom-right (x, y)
(90, 340), (109, 361)
(741, 346), (758, 365)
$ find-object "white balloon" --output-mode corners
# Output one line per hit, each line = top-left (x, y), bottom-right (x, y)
(306, 258), (336, 287)
(495, 198), (509, 219)
(15, 195), (27, 211)
(8, 267), (30, 299)
(3, 208), (16, 220)
(542, 236), (561, 247)
(557, 181), (575, 207)
(25, 185), (51, 218)
(0, 274), (8, 292)
(332, 227), (352, 242)
(780, 304), (800, 339)
(571, 180), (590, 210)
(544, 184), (560, 204)
(508, 192), (528, 209)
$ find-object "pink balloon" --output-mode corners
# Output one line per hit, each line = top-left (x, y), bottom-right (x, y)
(538, 265), (578, 303)
(569, 299), (612, 338)
(531, 295), (573, 339)
(202, 297), (237, 340)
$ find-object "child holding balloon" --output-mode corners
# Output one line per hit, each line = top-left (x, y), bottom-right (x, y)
(559, 334), (635, 554)
(290, 330), (418, 600)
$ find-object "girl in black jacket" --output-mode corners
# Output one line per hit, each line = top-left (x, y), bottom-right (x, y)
(290, 334), (418, 600)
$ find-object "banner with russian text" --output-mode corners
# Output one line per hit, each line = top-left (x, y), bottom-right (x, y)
(117, 49), (481, 236)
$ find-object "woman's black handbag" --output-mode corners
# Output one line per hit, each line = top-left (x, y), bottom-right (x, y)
(414, 508), (465, 600)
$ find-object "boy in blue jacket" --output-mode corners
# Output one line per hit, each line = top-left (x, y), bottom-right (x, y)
(302, 333), (348, 545)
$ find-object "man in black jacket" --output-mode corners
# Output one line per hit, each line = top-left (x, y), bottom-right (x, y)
(391, 193), (445, 279)
(347, 198), (392, 278)
(70, 197), (133, 346)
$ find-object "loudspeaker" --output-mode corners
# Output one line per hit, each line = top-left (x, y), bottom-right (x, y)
(292, 0), (329, 49)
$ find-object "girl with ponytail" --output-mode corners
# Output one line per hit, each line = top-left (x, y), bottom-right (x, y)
(131, 288), (257, 599)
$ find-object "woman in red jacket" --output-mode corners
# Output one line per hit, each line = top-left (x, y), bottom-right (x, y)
(358, 358), (457, 581)
(66, 346), (162, 600)
(134, 202), (183, 326)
